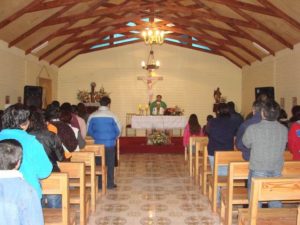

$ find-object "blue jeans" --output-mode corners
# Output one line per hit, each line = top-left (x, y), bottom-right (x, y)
(41, 194), (62, 208)
(208, 155), (228, 203)
(96, 146), (116, 189)
(248, 169), (282, 208)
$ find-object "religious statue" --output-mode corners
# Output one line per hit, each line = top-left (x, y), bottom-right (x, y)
(90, 82), (96, 103)
(214, 87), (222, 103)
(213, 87), (222, 113)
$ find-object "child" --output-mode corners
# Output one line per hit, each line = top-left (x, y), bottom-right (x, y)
(243, 100), (287, 208)
(0, 139), (44, 225)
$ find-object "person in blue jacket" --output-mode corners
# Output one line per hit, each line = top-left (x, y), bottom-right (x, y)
(0, 104), (52, 198)
(87, 96), (121, 189)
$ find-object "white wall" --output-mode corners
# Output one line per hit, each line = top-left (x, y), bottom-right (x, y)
(242, 42), (300, 116)
(58, 43), (242, 134)
(0, 40), (58, 109)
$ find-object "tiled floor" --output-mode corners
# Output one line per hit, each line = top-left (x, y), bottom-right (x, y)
(87, 154), (221, 225)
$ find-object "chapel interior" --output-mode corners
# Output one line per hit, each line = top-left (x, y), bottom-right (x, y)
(0, 1), (300, 225)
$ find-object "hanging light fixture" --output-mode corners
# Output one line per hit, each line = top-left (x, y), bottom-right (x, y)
(141, 45), (160, 71)
(142, 28), (164, 45)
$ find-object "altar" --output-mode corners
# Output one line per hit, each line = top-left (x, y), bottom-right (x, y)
(131, 115), (187, 129)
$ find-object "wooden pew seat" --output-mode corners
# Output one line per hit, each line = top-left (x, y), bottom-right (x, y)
(238, 208), (298, 225)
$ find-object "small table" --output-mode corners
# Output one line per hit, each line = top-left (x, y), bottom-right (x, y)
(131, 115), (187, 130)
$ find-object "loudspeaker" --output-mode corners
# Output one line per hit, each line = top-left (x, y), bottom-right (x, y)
(255, 87), (274, 100)
(24, 86), (43, 109)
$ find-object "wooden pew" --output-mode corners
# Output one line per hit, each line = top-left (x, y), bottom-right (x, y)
(194, 137), (208, 184)
(297, 205), (300, 225)
(81, 144), (107, 195)
(58, 162), (88, 225)
(221, 154), (297, 225)
(238, 177), (300, 225)
(71, 151), (97, 212)
(41, 173), (76, 225)
(208, 151), (245, 212)
(200, 146), (212, 195)
(188, 136), (207, 176)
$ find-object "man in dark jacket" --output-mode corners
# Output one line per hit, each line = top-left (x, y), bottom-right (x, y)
(87, 96), (121, 189)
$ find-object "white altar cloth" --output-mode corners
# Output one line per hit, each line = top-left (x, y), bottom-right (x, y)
(131, 116), (187, 129)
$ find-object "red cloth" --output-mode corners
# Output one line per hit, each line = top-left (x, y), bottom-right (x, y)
(288, 121), (300, 160)
(183, 124), (203, 147)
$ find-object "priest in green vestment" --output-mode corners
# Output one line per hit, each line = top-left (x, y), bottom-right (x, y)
(150, 95), (167, 115)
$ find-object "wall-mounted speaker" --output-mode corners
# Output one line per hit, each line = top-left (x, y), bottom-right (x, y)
(255, 87), (274, 100)
(24, 86), (43, 109)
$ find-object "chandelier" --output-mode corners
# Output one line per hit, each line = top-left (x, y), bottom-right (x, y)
(142, 28), (164, 45)
(141, 46), (160, 71)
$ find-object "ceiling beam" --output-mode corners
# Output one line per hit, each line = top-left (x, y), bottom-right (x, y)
(9, 5), (74, 47)
(50, 33), (140, 64)
(26, 0), (94, 12)
(201, 0), (277, 17)
(225, 5), (293, 49)
(52, 15), (143, 38)
(257, 0), (300, 31)
(45, 2), (148, 26)
(38, 12), (136, 60)
(80, 39), (142, 54)
(0, 0), (43, 29)
(195, 0), (274, 55)
(25, 0), (109, 54)
(158, 13), (262, 60)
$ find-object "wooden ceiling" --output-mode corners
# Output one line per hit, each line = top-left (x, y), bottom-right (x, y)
(0, 0), (300, 68)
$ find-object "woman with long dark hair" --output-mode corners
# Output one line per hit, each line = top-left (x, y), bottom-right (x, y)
(183, 114), (202, 148)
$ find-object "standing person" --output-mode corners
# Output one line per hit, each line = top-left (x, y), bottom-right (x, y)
(207, 103), (237, 171)
(235, 100), (263, 160)
(183, 114), (202, 148)
(202, 115), (213, 136)
(288, 106), (300, 160)
(0, 139), (44, 225)
(0, 104), (52, 198)
(243, 100), (287, 208)
(77, 102), (89, 123)
(227, 101), (244, 134)
(87, 96), (121, 189)
(29, 111), (65, 208)
(206, 103), (237, 204)
(150, 94), (167, 115)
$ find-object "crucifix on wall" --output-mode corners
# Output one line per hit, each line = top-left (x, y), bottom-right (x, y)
(137, 71), (163, 103)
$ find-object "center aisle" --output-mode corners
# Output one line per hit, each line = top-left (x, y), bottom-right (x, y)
(87, 154), (220, 225)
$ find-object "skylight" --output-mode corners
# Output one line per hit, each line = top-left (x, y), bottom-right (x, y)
(130, 30), (140, 34)
(114, 34), (124, 38)
(91, 43), (110, 49)
(126, 22), (136, 27)
(192, 43), (211, 51)
(114, 38), (139, 45)
(165, 38), (181, 44)
(141, 17), (149, 22)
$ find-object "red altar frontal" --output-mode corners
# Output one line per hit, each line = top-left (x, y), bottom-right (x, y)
(119, 137), (184, 154)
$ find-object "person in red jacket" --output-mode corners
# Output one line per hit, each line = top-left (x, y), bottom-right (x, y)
(288, 106), (300, 160)
(288, 121), (300, 160)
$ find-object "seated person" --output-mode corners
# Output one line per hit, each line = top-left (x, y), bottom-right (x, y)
(0, 139), (44, 225)
(150, 95), (167, 115)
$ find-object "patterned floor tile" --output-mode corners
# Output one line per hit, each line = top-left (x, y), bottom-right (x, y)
(87, 154), (221, 225)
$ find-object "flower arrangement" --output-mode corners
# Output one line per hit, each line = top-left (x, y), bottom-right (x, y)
(164, 105), (184, 116)
(147, 130), (170, 145)
(77, 85), (110, 103)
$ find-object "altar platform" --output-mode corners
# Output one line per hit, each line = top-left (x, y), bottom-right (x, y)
(119, 136), (184, 154)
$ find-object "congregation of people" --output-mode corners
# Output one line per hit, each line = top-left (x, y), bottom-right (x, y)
(0, 96), (121, 224)
(1, 92), (300, 224)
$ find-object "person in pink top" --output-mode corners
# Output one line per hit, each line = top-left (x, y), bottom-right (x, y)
(183, 114), (203, 148)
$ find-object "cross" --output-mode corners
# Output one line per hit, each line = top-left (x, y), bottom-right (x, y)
(137, 71), (163, 103)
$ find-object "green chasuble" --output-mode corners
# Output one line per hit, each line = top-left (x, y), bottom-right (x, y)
(150, 101), (167, 115)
